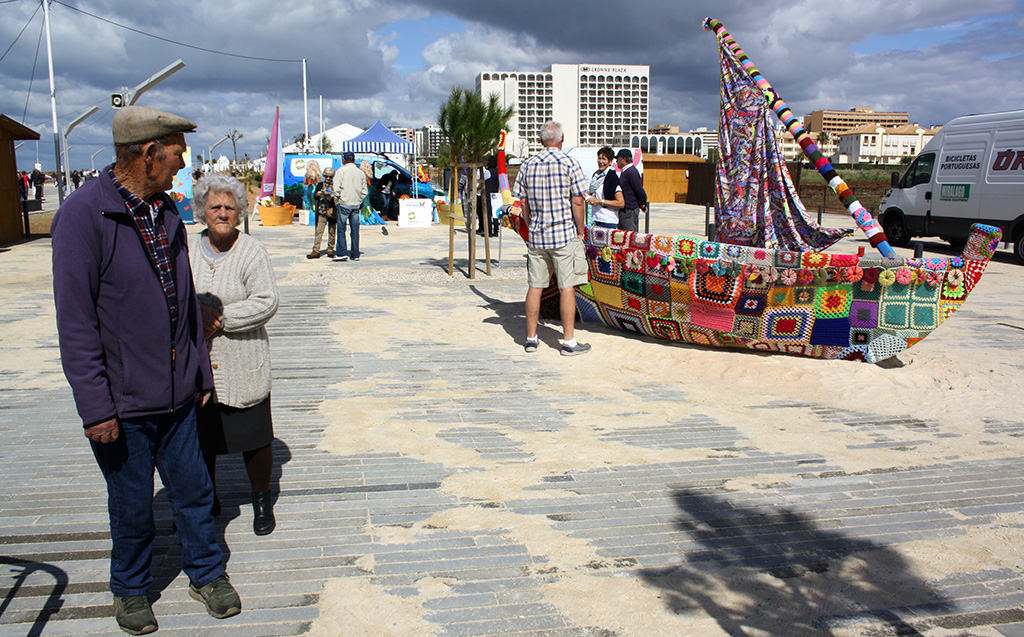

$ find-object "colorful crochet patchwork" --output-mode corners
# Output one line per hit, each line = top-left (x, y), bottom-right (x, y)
(569, 222), (1002, 363)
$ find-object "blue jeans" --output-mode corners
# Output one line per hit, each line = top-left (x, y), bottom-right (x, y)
(91, 403), (224, 596)
(335, 204), (360, 258)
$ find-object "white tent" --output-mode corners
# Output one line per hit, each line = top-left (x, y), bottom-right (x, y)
(282, 122), (363, 154)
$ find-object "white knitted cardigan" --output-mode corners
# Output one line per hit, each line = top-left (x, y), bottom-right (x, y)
(188, 230), (279, 408)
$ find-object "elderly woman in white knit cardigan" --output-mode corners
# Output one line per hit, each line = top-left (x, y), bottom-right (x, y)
(189, 174), (280, 535)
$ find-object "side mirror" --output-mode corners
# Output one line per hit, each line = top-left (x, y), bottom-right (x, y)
(891, 172), (899, 188)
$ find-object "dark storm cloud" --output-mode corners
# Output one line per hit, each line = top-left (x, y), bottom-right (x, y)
(2, 0), (1021, 171)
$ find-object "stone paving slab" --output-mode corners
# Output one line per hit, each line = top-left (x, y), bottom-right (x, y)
(2, 204), (1023, 635)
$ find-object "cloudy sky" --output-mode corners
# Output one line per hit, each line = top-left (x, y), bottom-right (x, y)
(3, 0), (1022, 172)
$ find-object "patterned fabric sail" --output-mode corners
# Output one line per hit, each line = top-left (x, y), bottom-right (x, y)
(715, 34), (852, 251)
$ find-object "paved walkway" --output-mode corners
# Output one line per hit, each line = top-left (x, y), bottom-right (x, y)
(1, 204), (1023, 636)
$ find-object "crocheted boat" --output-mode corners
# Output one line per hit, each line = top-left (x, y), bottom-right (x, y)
(572, 223), (1001, 363)
(495, 16), (1003, 363)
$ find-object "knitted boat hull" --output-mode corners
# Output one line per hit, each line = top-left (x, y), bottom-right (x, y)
(535, 221), (1001, 363)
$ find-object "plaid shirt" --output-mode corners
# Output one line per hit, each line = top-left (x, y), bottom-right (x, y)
(512, 148), (587, 249)
(109, 168), (179, 330)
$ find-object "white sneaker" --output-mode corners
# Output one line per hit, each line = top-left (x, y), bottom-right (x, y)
(332, 255), (349, 262)
(560, 342), (592, 356)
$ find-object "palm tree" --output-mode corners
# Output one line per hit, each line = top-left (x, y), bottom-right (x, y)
(227, 129), (244, 166)
(438, 87), (514, 277)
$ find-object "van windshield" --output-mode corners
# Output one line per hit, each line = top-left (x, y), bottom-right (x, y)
(899, 152), (935, 188)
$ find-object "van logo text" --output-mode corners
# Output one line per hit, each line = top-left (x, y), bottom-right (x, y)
(940, 184), (971, 201)
(992, 149), (1024, 171)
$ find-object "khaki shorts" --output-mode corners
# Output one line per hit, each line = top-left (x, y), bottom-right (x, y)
(527, 237), (589, 289)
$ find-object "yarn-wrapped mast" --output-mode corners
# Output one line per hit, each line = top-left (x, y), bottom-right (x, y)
(703, 18), (896, 258)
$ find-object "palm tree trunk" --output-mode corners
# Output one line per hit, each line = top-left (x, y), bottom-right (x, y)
(467, 164), (478, 279)
(480, 165), (491, 276)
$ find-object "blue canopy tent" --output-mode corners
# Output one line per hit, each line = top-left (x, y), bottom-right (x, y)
(341, 121), (414, 155)
(341, 121), (434, 223)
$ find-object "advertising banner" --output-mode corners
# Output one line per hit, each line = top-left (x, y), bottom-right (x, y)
(170, 146), (194, 223)
(398, 198), (433, 228)
(283, 154), (339, 210)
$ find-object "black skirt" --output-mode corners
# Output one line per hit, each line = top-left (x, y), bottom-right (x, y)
(197, 394), (274, 455)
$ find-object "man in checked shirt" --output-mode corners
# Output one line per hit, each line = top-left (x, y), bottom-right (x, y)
(512, 120), (592, 356)
(51, 105), (240, 634)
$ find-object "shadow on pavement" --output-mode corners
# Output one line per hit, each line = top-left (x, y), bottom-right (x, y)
(150, 438), (292, 597)
(640, 489), (948, 636)
(0, 556), (68, 637)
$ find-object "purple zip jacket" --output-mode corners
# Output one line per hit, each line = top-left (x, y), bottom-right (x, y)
(51, 165), (213, 427)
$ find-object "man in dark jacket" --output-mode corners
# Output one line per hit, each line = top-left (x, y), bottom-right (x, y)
(31, 167), (45, 201)
(615, 148), (647, 232)
(51, 105), (241, 635)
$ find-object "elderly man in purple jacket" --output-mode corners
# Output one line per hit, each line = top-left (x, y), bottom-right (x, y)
(51, 106), (240, 635)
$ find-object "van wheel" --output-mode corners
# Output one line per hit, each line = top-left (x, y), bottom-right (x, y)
(883, 213), (911, 247)
(1015, 231), (1024, 265)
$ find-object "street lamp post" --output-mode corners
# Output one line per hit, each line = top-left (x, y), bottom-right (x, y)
(209, 136), (229, 172)
(91, 149), (103, 171)
(62, 105), (99, 192)
(113, 59), (186, 108)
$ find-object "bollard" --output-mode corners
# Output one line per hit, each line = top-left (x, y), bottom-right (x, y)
(817, 204), (822, 225)
(644, 208), (650, 234)
(706, 223), (716, 240)
(704, 203), (710, 235)
(912, 242), (924, 259)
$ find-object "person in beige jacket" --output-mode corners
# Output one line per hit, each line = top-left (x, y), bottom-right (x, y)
(189, 173), (280, 536)
(331, 150), (368, 261)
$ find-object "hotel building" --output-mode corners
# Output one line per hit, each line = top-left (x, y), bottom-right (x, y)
(476, 63), (650, 156)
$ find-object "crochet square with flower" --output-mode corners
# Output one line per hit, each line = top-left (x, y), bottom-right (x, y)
(676, 236), (700, 259)
(813, 285), (853, 319)
(691, 271), (742, 308)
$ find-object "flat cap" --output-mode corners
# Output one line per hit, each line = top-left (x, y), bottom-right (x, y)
(112, 105), (196, 145)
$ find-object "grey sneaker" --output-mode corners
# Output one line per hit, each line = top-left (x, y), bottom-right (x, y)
(560, 342), (592, 356)
(189, 574), (241, 619)
(524, 339), (539, 353)
(113, 594), (157, 635)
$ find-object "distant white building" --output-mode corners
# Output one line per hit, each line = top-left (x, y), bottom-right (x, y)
(476, 63), (650, 155)
(418, 125), (449, 158)
(836, 123), (941, 164)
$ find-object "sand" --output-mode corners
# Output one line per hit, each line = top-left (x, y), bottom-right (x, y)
(294, 207), (1024, 635)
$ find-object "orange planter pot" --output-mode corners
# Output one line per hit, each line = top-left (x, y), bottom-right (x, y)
(258, 204), (295, 226)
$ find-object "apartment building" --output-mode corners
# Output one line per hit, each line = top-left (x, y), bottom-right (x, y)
(805, 107), (910, 136)
(836, 123), (941, 164)
(476, 63), (650, 155)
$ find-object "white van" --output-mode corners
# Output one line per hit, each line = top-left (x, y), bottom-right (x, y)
(879, 109), (1024, 262)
